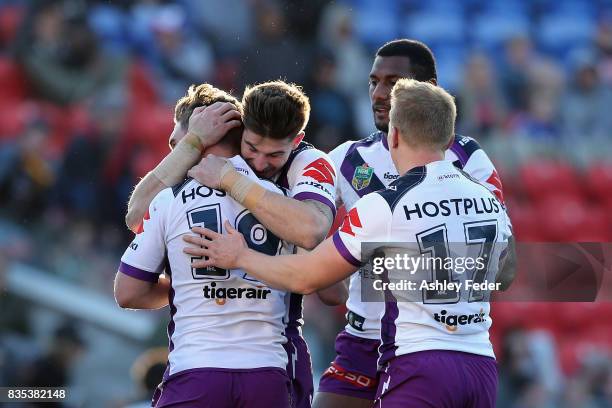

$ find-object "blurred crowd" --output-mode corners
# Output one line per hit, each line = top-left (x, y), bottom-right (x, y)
(1, 0), (611, 407)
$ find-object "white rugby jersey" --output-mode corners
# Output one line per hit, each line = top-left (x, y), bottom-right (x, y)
(332, 160), (512, 363)
(119, 156), (291, 376)
(329, 132), (504, 339)
(273, 141), (337, 334)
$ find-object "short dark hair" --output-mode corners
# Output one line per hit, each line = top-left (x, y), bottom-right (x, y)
(242, 80), (310, 140)
(376, 39), (437, 82)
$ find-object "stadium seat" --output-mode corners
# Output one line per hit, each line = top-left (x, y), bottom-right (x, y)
(402, 13), (465, 49)
(519, 160), (583, 202)
(354, 7), (399, 49)
(125, 105), (174, 154)
(0, 5), (24, 47)
(507, 200), (544, 241)
(537, 14), (595, 58)
(472, 13), (529, 49)
(128, 61), (159, 108)
(536, 196), (610, 241)
(0, 58), (28, 102)
(584, 162), (612, 204)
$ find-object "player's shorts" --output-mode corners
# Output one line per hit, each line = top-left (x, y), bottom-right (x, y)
(152, 367), (291, 408)
(284, 332), (314, 408)
(317, 330), (380, 400)
(374, 350), (498, 408)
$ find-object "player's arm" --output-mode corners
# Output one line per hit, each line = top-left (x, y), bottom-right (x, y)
(496, 235), (517, 291)
(249, 194), (333, 250)
(114, 272), (170, 309)
(125, 103), (241, 233)
(315, 279), (348, 306)
(185, 221), (356, 294)
(189, 154), (336, 250)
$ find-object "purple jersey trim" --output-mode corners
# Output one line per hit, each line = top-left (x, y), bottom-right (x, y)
(293, 191), (336, 218)
(164, 258), (176, 382)
(449, 140), (469, 167)
(379, 267), (399, 366)
(118, 262), (160, 283)
(332, 233), (361, 267)
(381, 132), (389, 150)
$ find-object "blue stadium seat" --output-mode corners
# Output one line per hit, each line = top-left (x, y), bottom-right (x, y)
(537, 14), (595, 58)
(430, 45), (467, 91)
(472, 13), (530, 49)
(354, 7), (399, 49)
(401, 12), (465, 48)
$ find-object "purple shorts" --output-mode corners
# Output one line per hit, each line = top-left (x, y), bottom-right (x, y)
(317, 330), (380, 400)
(374, 350), (498, 408)
(152, 367), (291, 408)
(284, 334), (314, 408)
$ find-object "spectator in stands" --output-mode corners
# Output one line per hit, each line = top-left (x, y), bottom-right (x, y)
(54, 86), (130, 223)
(238, 1), (314, 89)
(595, 16), (612, 86)
(0, 116), (55, 219)
(18, 323), (85, 407)
(561, 57), (612, 142)
(147, 4), (215, 104)
(457, 53), (507, 142)
(306, 49), (356, 152)
(499, 36), (535, 113)
(14, 0), (125, 105)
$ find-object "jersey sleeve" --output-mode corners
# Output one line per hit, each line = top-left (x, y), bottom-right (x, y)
(119, 189), (172, 282)
(328, 141), (353, 206)
(286, 148), (337, 216)
(332, 193), (391, 267)
(463, 149), (505, 205)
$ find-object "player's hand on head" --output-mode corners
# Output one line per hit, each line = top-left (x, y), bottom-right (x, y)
(188, 102), (242, 148)
(187, 154), (230, 190)
(183, 220), (247, 269)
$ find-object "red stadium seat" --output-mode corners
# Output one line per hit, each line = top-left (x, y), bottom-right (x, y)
(0, 101), (33, 140)
(0, 5), (24, 47)
(0, 57), (28, 102)
(126, 105), (174, 147)
(519, 160), (583, 202)
(507, 200), (543, 241)
(129, 61), (159, 108)
(584, 162), (612, 205)
(536, 195), (603, 241)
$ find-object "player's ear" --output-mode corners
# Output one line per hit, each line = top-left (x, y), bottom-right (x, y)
(444, 135), (454, 150)
(390, 126), (400, 149)
(291, 132), (305, 149)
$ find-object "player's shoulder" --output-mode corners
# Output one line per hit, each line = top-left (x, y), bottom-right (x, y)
(290, 141), (331, 163)
(375, 165), (428, 211)
(330, 132), (385, 158)
(446, 134), (487, 165)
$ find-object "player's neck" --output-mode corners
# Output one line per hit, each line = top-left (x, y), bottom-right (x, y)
(394, 147), (445, 175)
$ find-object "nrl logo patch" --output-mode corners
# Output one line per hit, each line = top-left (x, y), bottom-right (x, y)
(352, 164), (374, 191)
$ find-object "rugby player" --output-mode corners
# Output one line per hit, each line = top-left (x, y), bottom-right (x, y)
(303, 39), (508, 408)
(124, 81), (347, 408)
(114, 113), (293, 406)
(185, 79), (517, 408)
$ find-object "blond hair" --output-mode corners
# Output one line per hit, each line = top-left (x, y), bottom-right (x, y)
(174, 84), (243, 130)
(389, 78), (456, 149)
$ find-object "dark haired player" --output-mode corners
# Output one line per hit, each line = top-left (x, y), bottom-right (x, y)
(125, 80), (347, 408)
(314, 39), (506, 408)
(184, 78), (515, 408)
